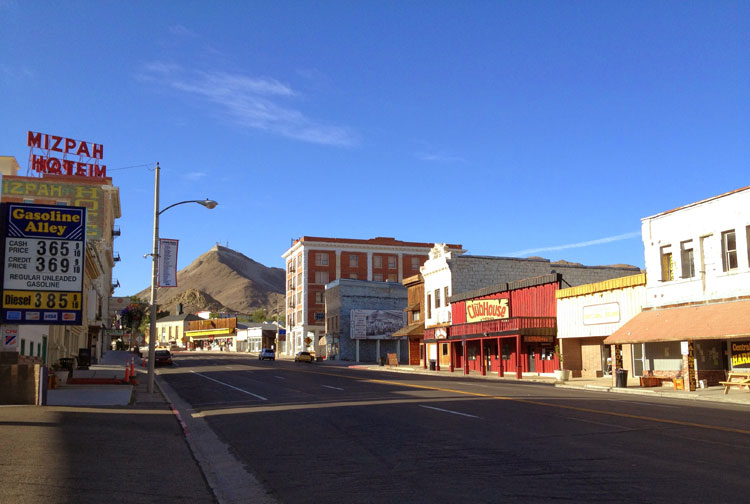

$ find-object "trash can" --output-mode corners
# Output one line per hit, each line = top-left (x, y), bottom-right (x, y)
(78, 348), (91, 368)
(615, 368), (628, 388)
(429, 359), (436, 371)
(59, 358), (75, 374)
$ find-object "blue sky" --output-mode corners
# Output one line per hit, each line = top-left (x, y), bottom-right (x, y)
(1, 1), (748, 297)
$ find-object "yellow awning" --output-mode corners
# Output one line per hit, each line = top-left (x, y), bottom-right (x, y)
(185, 327), (234, 338)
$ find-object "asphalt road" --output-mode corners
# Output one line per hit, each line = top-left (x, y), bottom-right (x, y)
(160, 353), (750, 503)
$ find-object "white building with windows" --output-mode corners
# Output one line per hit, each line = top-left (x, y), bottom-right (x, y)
(606, 186), (750, 389)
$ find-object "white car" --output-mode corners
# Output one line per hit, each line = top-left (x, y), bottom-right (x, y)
(259, 348), (275, 361)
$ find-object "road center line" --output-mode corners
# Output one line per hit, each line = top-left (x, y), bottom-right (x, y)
(420, 405), (479, 418)
(191, 371), (267, 401)
(322, 385), (344, 391)
(300, 369), (750, 435)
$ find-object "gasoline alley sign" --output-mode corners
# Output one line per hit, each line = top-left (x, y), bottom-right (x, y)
(27, 130), (106, 178)
(1, 203), (86, 325)
(465, 298), (510, 323)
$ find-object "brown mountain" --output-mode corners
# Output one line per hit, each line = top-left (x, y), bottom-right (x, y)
(135, 245), (285, 316)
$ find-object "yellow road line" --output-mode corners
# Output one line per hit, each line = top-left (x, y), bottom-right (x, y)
(281, 367), (750, 435)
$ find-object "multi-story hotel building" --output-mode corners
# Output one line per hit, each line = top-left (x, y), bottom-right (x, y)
(281, 237), (463, 356)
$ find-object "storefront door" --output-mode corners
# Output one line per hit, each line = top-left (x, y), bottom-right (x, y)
(528, 346), (536, 373)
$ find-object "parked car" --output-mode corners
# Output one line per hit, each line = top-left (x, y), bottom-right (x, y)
(259, 348), (275, 361)
(294, 351), (314, 363)
(154, 349), (173, 367)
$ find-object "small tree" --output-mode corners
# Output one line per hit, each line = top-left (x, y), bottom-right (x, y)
(121, 302), (147, 350)
(250, 308), (267, 323)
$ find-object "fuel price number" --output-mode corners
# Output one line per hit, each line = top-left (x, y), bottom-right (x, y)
(34, 239), (82, 276)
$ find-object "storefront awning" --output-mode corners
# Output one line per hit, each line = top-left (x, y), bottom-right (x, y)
(604, 300), (750, 344)
(393, 321), (425, 338)
(185, 327), (235, 339)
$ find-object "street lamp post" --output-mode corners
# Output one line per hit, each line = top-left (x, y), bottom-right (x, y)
(147, 162), (217, 393)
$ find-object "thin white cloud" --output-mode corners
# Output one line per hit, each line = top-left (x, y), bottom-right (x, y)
(504, 231), (642, 257)
(169, 24), (196, 37)
(415, 151), (467, 164)
(138, 62), (357, 147)
(184, 171), (207, 181)
(0, 63), (33, 82)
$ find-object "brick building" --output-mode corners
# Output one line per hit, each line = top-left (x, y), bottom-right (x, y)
(281, 237), (462, 356)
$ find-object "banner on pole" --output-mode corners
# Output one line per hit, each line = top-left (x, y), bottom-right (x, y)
(158, 238), (179, 287)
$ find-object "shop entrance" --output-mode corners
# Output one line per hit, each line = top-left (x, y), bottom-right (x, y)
(528, 347), (536, 373)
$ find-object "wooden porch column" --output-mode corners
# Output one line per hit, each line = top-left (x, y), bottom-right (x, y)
(463, 338), (469, 375)
(498, 337), (503, 378)
(516, 335), (522, 379)
(436, 342), (441, 371)
(480, 338), (486, 376)
(449, 341), (454, 372)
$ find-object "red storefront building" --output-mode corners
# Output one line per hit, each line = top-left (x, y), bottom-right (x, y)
(424, 274), (560, 378)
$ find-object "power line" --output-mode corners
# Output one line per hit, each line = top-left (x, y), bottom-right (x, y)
(107, 163), (155, 171)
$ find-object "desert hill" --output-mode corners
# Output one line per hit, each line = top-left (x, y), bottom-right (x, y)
(135, 245), (285, 316)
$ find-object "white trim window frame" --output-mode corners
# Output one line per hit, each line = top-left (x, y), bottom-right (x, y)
(722, 230), (738, 272)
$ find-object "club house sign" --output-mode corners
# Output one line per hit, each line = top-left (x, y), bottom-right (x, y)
(465, 298), (510, 323)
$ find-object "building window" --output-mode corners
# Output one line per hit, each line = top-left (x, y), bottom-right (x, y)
(296, 255), (302, 268)
(349, 254), (358, 267)
(722, 230), (738, 272)
(411, 257), (420, 270)
(387, 256), (396, 269)
(349, 273), (358, 279)
(442, 344), (448, 356)
(747, 226), (750, 269)
(387, 273), (398, 282)
(444, 286), (449, 305)
(374, 255), (382, 268)
(315, 253), (329, 266)
(314, 271), (329, 284)
(427, 294), (432, 319)
(413, 310), (420, 321)
(374, 273), (383, 282)
(434, 289), (441, 308)
(315, 291), (323, 304)
(660, 246), (673, 282)
(680, 240), (695, 278)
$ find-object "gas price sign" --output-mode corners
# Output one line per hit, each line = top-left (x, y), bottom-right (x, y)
(1, 203), (86, 324)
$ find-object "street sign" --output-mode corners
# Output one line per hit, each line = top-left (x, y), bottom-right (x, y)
(1, 203), (86, 324)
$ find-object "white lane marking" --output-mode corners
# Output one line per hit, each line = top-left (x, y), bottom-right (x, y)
(419, 405), (479, 418)
(322, 385), (344, 391)
(274, 376), (285, 380)
(191, 371), (267, 401)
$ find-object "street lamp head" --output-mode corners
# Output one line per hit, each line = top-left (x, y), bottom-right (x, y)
(199, 199), (218, 210)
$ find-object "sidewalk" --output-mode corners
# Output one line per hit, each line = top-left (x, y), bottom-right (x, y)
(1, 350), (216, 504)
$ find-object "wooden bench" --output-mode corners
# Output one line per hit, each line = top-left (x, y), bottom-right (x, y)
(640, 376), (673, 388)
(719, 372), (750, 395)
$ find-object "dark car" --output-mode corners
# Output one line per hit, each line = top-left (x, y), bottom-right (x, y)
(154, 349), (173, 366)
